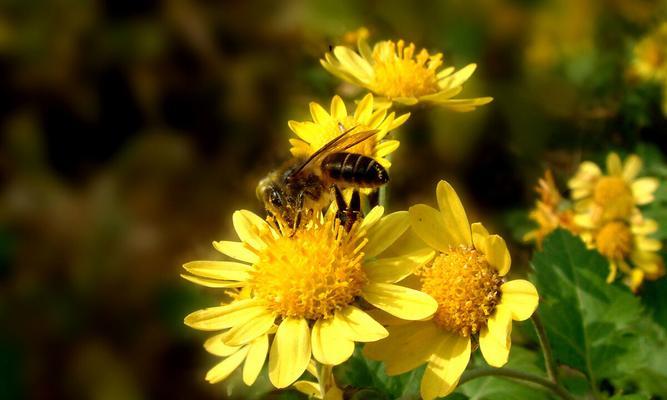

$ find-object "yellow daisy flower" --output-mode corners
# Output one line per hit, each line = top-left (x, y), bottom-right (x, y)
(524, 170), (580, 247)
(183, 208), (437, 390)
(288, 93), (409, 169)
(320, 36), (493, 110)
(365, 181), (539, 400)
(568, 152), (659, 224)
(576, 211), (664, 292)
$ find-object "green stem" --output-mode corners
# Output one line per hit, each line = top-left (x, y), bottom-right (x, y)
(532, 313), (559, 384)
(459, 368), (576, 400)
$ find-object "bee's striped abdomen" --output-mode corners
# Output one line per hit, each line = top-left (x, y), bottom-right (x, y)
(321, 152), (389, 188)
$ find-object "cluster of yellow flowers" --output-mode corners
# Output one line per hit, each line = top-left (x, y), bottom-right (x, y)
(526, 153), (664, 292)
(184, 30), (538, 400)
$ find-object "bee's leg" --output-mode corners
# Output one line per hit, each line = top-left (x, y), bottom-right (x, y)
(290, 192), (306, 237)
(367, 189), (380, 208)
(331, 185), (350, 229)
(332, 185), (347, 212)
(347, 190), (362, 229)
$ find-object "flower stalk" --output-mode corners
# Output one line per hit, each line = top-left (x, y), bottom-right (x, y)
(531, 313), (559, 384)
(459, 368), (576, 400)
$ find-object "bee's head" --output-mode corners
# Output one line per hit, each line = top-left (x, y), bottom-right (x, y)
(256, 175), (294, 226)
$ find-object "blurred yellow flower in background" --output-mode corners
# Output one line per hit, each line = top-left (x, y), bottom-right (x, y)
(568, 152), (659, 224)
(288, 94), (408, 169)
(631, 22), (667, 115)
(524, 170), (580, 247)
(576, 211), (664, 292)
(183, 208), (437, 390)
(632, 22), (667, 82)
(321, 35), (493, 110)
(365, 181), (539, 400)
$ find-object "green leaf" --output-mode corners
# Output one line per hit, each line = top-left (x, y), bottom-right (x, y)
(613, 315), (667, 397)
(609, 395), (650, 400)
(640, 277), (667, 330)
(334, 345), (422, 400)
(454, 347), (553, 400)
(530, 230), (654, 393)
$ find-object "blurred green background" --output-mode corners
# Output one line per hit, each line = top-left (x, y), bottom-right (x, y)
(1, 0), (666, 399)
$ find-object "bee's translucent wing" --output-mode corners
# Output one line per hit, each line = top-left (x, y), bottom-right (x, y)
(292, 127), (379, 176)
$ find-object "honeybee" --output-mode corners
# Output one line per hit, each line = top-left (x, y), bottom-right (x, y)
(256, 127), (389, 231)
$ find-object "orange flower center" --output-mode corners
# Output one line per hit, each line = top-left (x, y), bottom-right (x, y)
(595, 221), (633, 260)
(371, 40), (442, 98)
(419, 246), (503, 337)
(249, 218), (367, 320)
(593, 176), (634, 220)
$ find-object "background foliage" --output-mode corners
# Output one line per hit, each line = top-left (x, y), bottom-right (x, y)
(1, 0), (666, 399)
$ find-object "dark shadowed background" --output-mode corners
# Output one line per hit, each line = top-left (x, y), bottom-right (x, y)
(1, 0), (666, 398)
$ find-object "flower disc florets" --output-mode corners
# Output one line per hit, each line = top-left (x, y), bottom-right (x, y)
(419, 245), (503, 337)
(248, 218), (368, 320)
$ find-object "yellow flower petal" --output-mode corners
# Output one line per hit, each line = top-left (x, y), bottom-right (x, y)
(378, 323), (443, 376)
(182, 261), (251, 281)
(293, 381), (321, 399)
(632, 177), (659, 205)
(636, 236), (662, 252)
(375, 140), (400, 158)
(362, 282), (437, 320)
(330, 95), (347, 121)
(288, 120), (321, 143)
(606, 153), (622, 176)
(212, 240), (258, 264)
(359, 206), (384, 230)
(485, 234), (511, 276)
(180, 274), (246, 288)
(223, 310), (275, 346)
(233, 210), (271, 251)
(409, 204), (452, 253)
(354, 93), (374, 122)
(389, 112), (410, 131)
(367, 108), (388, 129)
(628, 268), (645, 292)
(309, 101), (332, 125)
(437, 66), (456, 79)
(631, 251), (663, 275)
(568, 161), (601, 190)
(334, 306), (388, 342)
(437, 63), (477, 90)
(622, 154), (642, 181)
(571, 188), (592, 199)
(332, 46), (374, 83)
(420, 333), (471, 400)
(364, 248), (435, 283)
(573, 213), (596, 229)
(184, 299), (265, 331)
(631, 217), (658, 235)
(243, 334), (269, 385)
(431, 97), (493, 112)
(436, 180), (472, 247)
(471, 222), (489, 254)
(500, 280), (539, 321)
(204, 333), (242, 356)
(311, 318), (355, 365)
(205, 346), (249, 384)
(365, 211), (409, 257)
(479, 305), (512, 367)
(607, 259), (618, 283)
(269, 318), (311, 388)
(289, 139), (311, 158)
(421, 86), (463, 102)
